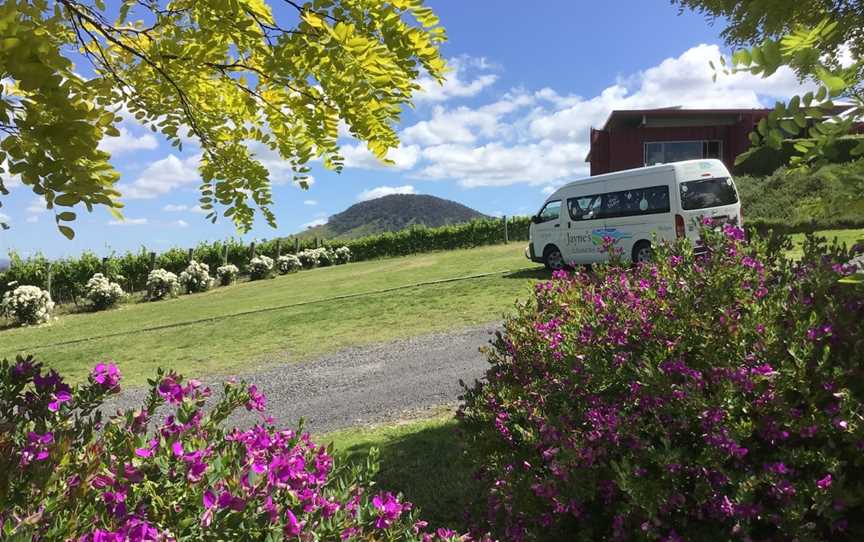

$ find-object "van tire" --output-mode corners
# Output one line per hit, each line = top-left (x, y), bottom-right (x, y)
(632, 241), (654, 265)
(543, 245), (565, 271)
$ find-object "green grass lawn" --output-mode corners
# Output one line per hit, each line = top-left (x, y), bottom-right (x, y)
(786, 228), (863, 260)
(0, 244), (541, 385)
(322, 410), (474, 532)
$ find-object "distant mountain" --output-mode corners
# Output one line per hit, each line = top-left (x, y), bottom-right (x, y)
(298, 194), (489, 239)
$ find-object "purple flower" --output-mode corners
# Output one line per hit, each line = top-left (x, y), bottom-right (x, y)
(817, 474), (833, 490)
(19, 431), (53, 466)
(48, 390), (72, 412)
(91, 362), (121, 391)
(217, 490), (246, 512)
(372, 492), (407, 529)
(284, 508), (303, 536)
(245, 385), (267, 412)
(157, 374), (184, 403)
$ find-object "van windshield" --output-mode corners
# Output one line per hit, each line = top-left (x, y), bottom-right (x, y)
(679, 177), (738, 210)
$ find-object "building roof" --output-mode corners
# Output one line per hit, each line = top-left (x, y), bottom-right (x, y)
(599, 107), (768, 131)
(598, 105), (855, 131)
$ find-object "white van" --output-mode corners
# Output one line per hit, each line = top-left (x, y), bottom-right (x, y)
(526, 159), (743, 269)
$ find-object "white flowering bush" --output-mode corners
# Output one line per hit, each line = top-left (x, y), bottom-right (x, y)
(277, 254), (301, 274)
(83, 273), (124, 310)
(247, 255), (274, 280)
(146, 269), (179, 301)
(178, 260), (212, 294)
(334, 246), (352, 265)
(1, 285), (54, 326)
(216, 264), (239, 286)
(298, 248), (334, 269)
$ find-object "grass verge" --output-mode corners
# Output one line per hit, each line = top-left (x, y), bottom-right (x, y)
(322, 410), (474, 531)
(1, 244), (541, 385)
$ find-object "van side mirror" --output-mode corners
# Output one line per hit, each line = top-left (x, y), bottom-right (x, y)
(531, 215), (541, 224)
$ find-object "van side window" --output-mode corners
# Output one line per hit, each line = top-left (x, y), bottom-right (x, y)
(602, 185), (670, 219)
(567, 195), (602, 221)
(538, 200), (561, 223)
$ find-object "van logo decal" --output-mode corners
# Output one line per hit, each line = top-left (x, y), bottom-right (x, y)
(590, 228), (633, 245)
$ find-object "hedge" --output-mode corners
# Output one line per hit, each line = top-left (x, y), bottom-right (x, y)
(0, 217), (529, 304)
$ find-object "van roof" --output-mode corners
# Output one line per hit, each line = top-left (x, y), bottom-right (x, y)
(547, 159), (727, 198)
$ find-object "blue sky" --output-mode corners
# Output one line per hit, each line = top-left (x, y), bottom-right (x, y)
(1, 0), (811, 259)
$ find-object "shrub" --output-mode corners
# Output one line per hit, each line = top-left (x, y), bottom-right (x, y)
(298, 248), (331, 269)
(334, 246), (352, 265)
(215, 264), (239, 286)
(145, 269), (179, 301)
(1, 285), (53, 326)
(82, 273), (124, 310)
(247, 255), (274, 280)
(0, 357), (479, 542)
(178, 260), (212, 294)
(276, 254), (301, 274)
(459, 225), (864, 541)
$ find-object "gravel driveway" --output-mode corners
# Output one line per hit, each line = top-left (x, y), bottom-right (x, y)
(105, 323), (499, 433)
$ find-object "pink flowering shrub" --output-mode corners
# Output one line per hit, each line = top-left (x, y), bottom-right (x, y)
(459, 225), (864, 541)
(0, 358), (480, 541)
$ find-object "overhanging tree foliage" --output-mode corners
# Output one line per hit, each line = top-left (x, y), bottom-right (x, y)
(0, 0), (446, 237)
(673, 0), (863, 171)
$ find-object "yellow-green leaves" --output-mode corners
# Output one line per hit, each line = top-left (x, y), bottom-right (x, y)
(721, 16), (863, 173)
(1, 0), (447, 237)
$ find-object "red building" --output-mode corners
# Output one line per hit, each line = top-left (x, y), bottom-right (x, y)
(586, 106), (860, 176)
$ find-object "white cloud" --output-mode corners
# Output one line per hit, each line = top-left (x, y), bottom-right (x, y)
(0, 212), (10, 223)
(302, 218), (327, 229)
(303, 199), (318, 206)
(356, 185), (416, 202)
(341, 144), (420, 171)
(416, 141), (589, 188)
(414, 56), (498, 103)
(174, 219), (189, 228)
(163, 203), (208, 214)
(399, 44), (813, 189)
(108, 217), (148, 226)
(119, 154), (200, 199)
(528, 44), (812, 142)
(26, 197), (47, 215)
(99, 125), (158, 155)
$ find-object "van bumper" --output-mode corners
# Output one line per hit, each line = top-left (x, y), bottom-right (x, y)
(525, 243), (544, 264)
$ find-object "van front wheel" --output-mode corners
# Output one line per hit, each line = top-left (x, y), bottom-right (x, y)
(543, 245), (565, 271)
(632, 241), (654, 265)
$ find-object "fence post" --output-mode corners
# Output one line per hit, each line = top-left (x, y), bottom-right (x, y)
(147, 252), (156, 300)
(276, 239), (281, 259)
(294, 238), (300, 254)
(187, 248), (194, 263)
(102, 257), (109, 274)
(250, 242), (256, 259)
(223, 243), (229, 266)
(503, 215), (509, 244)
(46, 262), (52, 301)
(314, 237), (319, 249)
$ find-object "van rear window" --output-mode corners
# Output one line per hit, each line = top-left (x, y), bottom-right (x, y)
(680, 177), (738, 210)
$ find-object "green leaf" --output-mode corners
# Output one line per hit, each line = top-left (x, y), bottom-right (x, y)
(58, 225), (75, 240)
(56, 211), (76, 222)
(54, 194), (80, 206)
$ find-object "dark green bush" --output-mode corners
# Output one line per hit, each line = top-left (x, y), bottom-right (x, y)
(736, 159), (864, 229)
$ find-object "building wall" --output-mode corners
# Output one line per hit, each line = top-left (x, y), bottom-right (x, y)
(590, 112), (768, 176)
